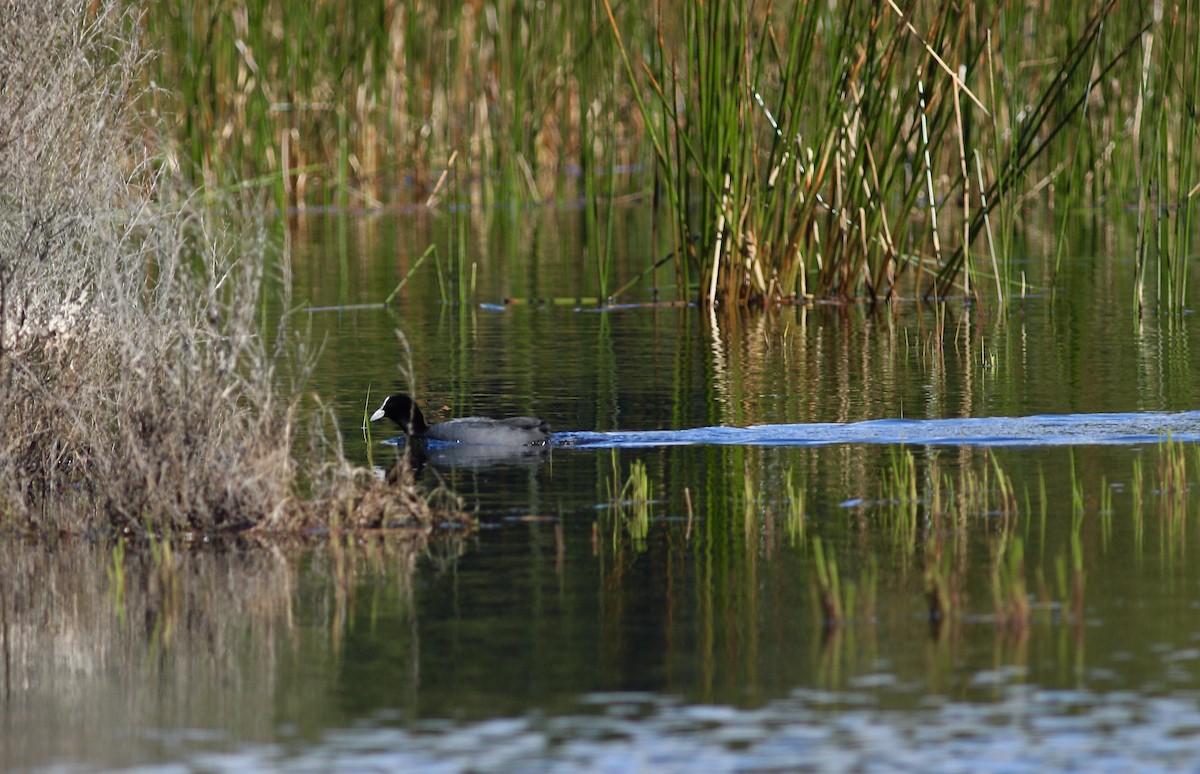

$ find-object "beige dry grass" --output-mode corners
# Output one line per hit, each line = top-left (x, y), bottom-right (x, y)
(0, 1), (457, 535)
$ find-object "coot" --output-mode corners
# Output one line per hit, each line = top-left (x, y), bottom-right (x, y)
(370, 393), (550, 446)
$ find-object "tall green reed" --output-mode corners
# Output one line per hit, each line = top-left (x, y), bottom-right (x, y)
(144, 1), (1194, 309)
(603, 0), (1156, 306)
(1131, 0), (1200, 314)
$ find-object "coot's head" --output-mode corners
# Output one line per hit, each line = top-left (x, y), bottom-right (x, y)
(370, 393), (429, 436)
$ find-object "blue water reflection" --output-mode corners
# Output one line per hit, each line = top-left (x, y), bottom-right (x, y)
(558, 411), (1200, 449)
(186, 687), (1200, 772)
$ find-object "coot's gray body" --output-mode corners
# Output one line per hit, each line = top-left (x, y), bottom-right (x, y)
(370, 393), (550, 446)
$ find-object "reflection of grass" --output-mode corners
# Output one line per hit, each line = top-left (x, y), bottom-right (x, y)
(991, 534), (1030, 630)
(812, 537), (877, 629)
(882, 448), (919, 553)
(607, 455), (652, 548)
(107, 539), (127, 627)
(783, 469), (806, 545)
(1132, 455), (1145, 552)
(812, 537), (843, 626)
(3, 534), (447, 737)
(1158, 435), (1188, 524)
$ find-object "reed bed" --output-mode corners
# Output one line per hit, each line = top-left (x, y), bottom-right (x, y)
(609, 0), (1175, 305)
(141, 0), (645, 209)
(143, 1), (1196, 308)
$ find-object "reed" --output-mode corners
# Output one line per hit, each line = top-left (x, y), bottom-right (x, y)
(1069, 450), (1085, 518)
(925, 544), (954, 626)
(1131, 1), (1200, 313)
(1149, 436), (1190, 541)
(1070, 528), (1087, 622)
(140, 2), (1197, 308)
(1158, 434), (1188, 500)
(141, 1), (647, 210)
(952, 451), (1017, 519)
(809, 535), (876, 630)
(602, 0), (1156, 305)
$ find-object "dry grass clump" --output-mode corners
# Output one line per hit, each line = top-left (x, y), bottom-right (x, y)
(0, 1), (452, 536)
(295, 450), (463, 533)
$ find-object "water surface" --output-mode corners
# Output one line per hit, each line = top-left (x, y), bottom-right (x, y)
(10, 207), (1200, 772)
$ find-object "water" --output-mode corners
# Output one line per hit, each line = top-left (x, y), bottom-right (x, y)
(10, 207), (1200, 772)
(558, 411), (1200, 447)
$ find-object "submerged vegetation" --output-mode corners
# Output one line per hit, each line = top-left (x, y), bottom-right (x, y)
(0, 2), (456, 535)
(143, 0), (1197, 308)
(588, 437), (1200, 643)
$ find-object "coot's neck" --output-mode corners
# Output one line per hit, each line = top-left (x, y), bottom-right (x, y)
(402, 402), (430, 436)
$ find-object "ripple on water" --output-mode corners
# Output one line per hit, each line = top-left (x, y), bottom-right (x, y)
(169, 686), (1200, 773)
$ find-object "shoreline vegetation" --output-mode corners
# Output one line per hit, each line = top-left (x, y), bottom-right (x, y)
(2, 1), (1196, 536)
(0, 2), (465, 536)
(144, 0), (1196, 309)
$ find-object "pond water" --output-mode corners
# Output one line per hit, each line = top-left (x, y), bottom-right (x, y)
(10, 206), (1200, 772)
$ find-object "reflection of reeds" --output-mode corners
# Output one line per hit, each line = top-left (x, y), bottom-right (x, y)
(882, 448), (920, 553)
(990, 534), (1030, 630)
(0, 533), (448, 768)
(607, 455), (652, 548)
(783, 468), (806, 545)
(1132, 455), (1145, 553)
(812, 537), (843, 626)
(1158, 435), (1188, 523)
(812, 537), (878, 630)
